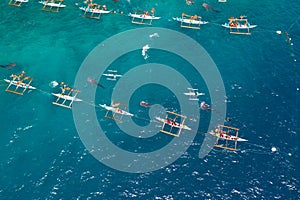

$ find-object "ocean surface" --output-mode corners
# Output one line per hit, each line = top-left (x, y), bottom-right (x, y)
(0, 0), (299, 199)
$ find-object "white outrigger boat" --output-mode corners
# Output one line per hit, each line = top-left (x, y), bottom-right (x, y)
(209, 125), (247, 151)
(173, 17), (208, 25)
(156, 111), (191, 137)
(129, 13), (161, 20)
(209, 130), (247, 142)
(155, 117), (191, 131)
(4, 79), (36, 90)
(4, 72), (36, 95)
(14, 0), (29, 2)
(100, 104), (134, 117)
(100, 101), (133, 122)
(79, 6), (111, 14)
(222, 16), (257, 35)
(38, 0), (66, 8)
(51, 83), (81, 109)
(51, 93), (82, 102)
(39, 0), (66, 12)
(129, 8), (160, 25)
(8, 0), (29, 7)
(173, 13), (208, 29)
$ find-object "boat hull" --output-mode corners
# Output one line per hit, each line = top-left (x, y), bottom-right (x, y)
(222, 24), (257, 29)
(129, 13), (161, 20)
(209, 131), (247, 142)
(155, 117), (191, 130)
(79, 7), (111, 14)
(38, 1), (66, 8)
(173, 17), (208, 25)
(52, 93), (82, 102)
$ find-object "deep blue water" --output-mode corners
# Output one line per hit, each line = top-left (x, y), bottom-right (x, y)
(0, 0), (299, 199)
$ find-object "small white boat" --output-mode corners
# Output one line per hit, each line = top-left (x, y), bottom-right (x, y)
(155, 117), (191, 130)
(222, 23), (257, 29)
(52, 93), (82, 102)
(38, 1), (66, 8)
(129, 13), (161, 20)
(79, 6), (111, 14)
(209, 130), (247, 142)
(4, 79), (36, 90)
(173, 17), (208, 25)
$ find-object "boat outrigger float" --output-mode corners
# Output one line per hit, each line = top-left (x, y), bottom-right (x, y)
(4, 71), (36, 95)
(39, 0), (66, 12)
(156, 111), (191, 137)
(222, 16), (257, 35)
(209, 124), (247, 151)
(79, 1), (110, 20)
(173, 13), (208, 29)
(52, 83), (82, 109)
(129, 8), (160, 25)
(8, 0), (29, 7)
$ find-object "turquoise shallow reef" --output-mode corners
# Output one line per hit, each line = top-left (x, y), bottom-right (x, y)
(0, 0), (299, 199)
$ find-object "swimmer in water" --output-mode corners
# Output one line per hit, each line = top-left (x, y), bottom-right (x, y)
(87, 77), (105, 88)
(0, 62), (17, 69)
(285, 32), (292, 45)
(200, 101), (211, 110)
(140, 101), (152, 108)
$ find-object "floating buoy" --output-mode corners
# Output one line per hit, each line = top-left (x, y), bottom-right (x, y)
(271, 147), (277, 152)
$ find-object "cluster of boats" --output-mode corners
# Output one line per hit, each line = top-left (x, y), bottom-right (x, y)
(5, 0), (250, 150)
(2, 70), (248, 150)
(8, 0), (257, 34)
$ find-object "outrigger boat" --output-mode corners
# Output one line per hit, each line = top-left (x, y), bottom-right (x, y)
(209, 125), (247, 151)
(155, 117), (191, 131)
(156, 111), (191, 137)
(173, 13), (208, 29)
(79, 1), (110, 20)
(100, 100), (133, 122)
(51, 93), (82, 102)
(8, 0), (29, 7)
(222, 16), (257, 35)
(102, 70), (122, 81)
(184, 88), (205, 101)
(52, 83), (82, 109)
(209, 130), (247, 142)
(129, 8), (160, 25)
(39, 0), (66, 12)
(4, 79), (36, 90)
(100, 104), (133, 116)
(4, 71), (36, 95)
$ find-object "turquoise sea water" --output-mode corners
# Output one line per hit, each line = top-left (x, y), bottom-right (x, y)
(0, 0), (299, 199)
